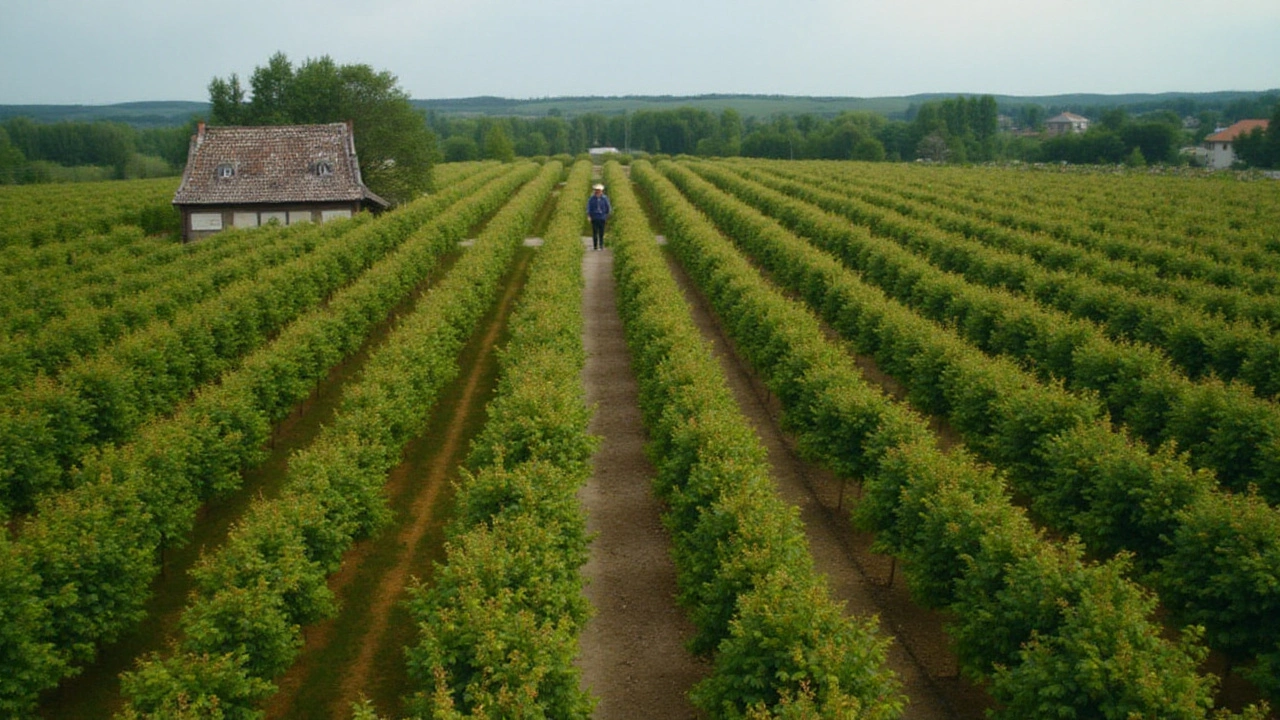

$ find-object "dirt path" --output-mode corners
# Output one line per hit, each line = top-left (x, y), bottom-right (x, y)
(576, 236), (708, 719)
(660, 245), (991, 719)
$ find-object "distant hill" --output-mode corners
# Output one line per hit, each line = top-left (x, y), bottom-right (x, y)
(2, 91), (1275, 126)
(411, 94), (917, 118)
(411, 91), (1279, 119)
(0, 101), (209, 127)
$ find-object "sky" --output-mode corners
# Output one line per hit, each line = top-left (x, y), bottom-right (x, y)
(2, 0), (1278, 105)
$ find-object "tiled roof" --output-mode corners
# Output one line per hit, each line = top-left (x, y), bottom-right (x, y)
(1205, 119), (1270, 143)
(1046, 112), (1089, 123)
(173, 122), (387, 207)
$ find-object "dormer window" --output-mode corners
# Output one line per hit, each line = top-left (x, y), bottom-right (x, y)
(215, 163), (235, 179)
(313, 160), (334, 177)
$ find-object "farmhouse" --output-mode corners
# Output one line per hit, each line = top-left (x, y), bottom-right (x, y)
(173, 121), (388, 241)
(1044, 112), (1090, 136)
(1203, 119), (1270, 170)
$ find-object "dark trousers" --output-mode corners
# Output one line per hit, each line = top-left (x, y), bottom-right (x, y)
(591, 218), (606, 249)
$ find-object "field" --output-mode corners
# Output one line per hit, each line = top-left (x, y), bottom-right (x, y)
(2, 158), (1279, 719)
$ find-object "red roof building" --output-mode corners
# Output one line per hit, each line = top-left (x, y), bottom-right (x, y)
(1203, 119), (1270, 170)
(173, 122), (388, 241)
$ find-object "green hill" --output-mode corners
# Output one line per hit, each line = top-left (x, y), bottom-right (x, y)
(411, 91), (1278, 119)
(0, 101), (209, 127)
(2, 91), (1275, 127)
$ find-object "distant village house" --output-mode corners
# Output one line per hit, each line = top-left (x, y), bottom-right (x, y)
(173, 121), (388, 241)
(1044, 112), (1090, 136)
(1203, 119), (1270, 170)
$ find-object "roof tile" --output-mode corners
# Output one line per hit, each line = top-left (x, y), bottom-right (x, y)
(1205, 119), (1270, 143)
(172, 123), (385, 207)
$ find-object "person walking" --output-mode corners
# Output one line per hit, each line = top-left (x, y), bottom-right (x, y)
(587, 183), (612, 250)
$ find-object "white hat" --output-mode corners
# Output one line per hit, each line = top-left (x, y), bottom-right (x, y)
(593, 184), (604, 190)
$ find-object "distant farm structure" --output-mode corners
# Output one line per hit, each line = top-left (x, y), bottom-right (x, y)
(1044, 111), (1090, 136)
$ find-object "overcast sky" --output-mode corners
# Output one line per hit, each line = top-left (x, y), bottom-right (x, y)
(2, 0), (1278, 105)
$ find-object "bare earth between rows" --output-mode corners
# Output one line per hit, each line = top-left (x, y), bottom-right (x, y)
(574, 229), (989, 718)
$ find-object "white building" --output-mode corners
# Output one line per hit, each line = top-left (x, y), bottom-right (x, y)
(1203, 119), (1270, 170)
(1045, 112), (1090, 136)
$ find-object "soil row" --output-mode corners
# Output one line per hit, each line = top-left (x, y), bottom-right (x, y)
(575, 168), (988, 717)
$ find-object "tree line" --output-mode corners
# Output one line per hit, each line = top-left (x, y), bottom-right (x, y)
(3, 51), (1277, 188)
(1234, 103), (1280, 168)
(427, 96), (1002, 164)
(0, 117), (191, 183)
(419, 92), (1279, 169)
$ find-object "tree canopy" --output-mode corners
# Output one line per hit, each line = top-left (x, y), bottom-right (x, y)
(1038, 110), (1184, 166)
(208, 52), (437, 205)
(1233, 104), (1280, 169)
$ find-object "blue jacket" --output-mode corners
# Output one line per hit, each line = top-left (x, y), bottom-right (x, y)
(587, 193), (611, 220)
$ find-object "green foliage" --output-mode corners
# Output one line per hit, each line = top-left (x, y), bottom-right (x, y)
(1034, 421), (1211, 566)
(0, 125), (27, 183)
(441, 135), (480, 162)
(0, 114), (183, 181)
(404, 522), (592, 719)
(3, 116), (137, 176)
(869, 441), (1027, 608)
(1038, 114), (1184, 165)
(402, 161), (596, 719)
(634, 157), (1236, 716)
(482, 124), (515, 162)
(691, 568), (902, 720)
(904, 96), (999, 162)
(987, 565), (1217, 720)
(189, 499), (338, 627)
(0, 533), (64, 716)
(119, 651), (274, 720)
(465, 353), (596, 473)
(13, 163), (532, 708)
(1228, 104), (1280, 168)
(677, 483), (813, 654)
(179, 581), (300, 680)
(208, 52), (438, 204)
(618, 160), (905, 716)
(119, 161), (561, 715)
(14, 152), (1280, 715)
(0, 176), (178, 247)
(24, 479), (157, 664)
(0, 166), (534, 516)
(1158, 491), (1280, 659)
(707, 159), (1280, 499)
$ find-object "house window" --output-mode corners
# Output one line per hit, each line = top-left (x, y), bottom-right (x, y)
(191, 212), (223, 231)
(261, 211), (288, 226)
(313, 160), (334, 177)
(215, 163), (235, 179)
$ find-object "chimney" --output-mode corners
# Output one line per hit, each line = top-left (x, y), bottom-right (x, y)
(195, 121), (206, 147)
